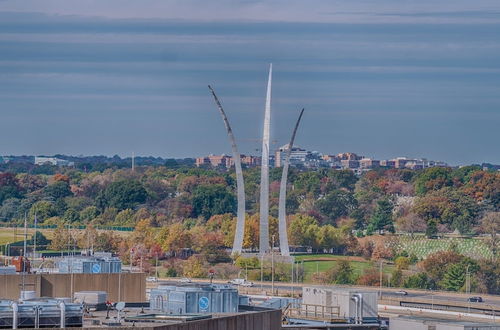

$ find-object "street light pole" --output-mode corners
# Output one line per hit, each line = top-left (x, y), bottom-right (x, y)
(466, 265), (471, 314)
(379, 260), (383, 298)
(260, 254), (263, 292)
(155, 254), (158, 278)
(271, 235), (275, 296)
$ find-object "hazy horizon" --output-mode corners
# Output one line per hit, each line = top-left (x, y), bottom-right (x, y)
(0, 1), (499, 165)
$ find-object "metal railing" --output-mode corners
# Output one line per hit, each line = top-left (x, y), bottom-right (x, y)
(284, 303), (341, 321)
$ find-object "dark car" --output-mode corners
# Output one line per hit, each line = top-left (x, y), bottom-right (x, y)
(467, 296), (483, 303)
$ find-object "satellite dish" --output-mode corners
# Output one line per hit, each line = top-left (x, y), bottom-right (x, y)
(115, 302), (125, 311)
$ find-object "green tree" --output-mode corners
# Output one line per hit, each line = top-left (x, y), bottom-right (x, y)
(414, 167), (452, 195)
(404, 272), (436, 290)
(477, 259), (500, 294)
(317, 225), (343, 252)
(235, 256), (260, 269)
(44, 181), (73, 200)
(394, 256), (410, 270)
(426, 219), (438, 238)
(0, 173), (23, 204)
(96, 180), (148, 210)
(79, 206), (99, 223)
(481, 212), (500, 256)
(414, 188), (478, 234)
(326, 169), (358, 191)
(29, 200), (57, 223)
(294, 172), (322, 197)
(367, 199), (394, 234)
(191, 184), (236, 220)
(49, 223), (70, 250)
(63, 208), (80, 223)
(317, 190), (357, 224)
(452, 165), (482, 184)
(183, 255), (207, 278)
(326, 260), (355, 284)
(31, 231), (50, 246)
(391, 268), (403, 287)
(114, 209), (135, 226)
(0, 198), (22, 222)
(288, 214), (319, 248)
(441, 263), (466, 291)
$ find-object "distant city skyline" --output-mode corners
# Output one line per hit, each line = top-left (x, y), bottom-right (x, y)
(0, 1), (499, 165)
(3, 148), (498, 168)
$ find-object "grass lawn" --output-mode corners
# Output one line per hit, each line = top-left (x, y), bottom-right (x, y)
(0, 228), (39, 245)
(293, 254), (395, 282)
(391, 236), (492, 260)
(0, 226), (132, 247)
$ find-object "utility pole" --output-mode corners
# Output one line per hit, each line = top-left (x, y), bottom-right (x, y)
(22, 212), (28, 294)
(301, 260), (304, 283)
(466, 265), (471, 314)
(379, 260), (383, 298)
(132, 152), (135, 171)
(466, 265), (471, 295)
(130, 249), (133, 273)
(33, 212), (37, 259)
(271, 235), (275, 295)
(155, 254), (159, 279)
(260, 254), (263, 292)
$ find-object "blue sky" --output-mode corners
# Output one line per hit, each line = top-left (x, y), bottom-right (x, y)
(0, 1), (499, 165)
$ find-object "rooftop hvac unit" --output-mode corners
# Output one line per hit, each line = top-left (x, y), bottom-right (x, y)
(149, 284), (238, 314)
(0, 298), (83, 328)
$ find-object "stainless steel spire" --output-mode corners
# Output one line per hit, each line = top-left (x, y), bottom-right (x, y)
(259, 64), (272, 254)
(208, 85), (246, 255)
(278, 108), (305, 256)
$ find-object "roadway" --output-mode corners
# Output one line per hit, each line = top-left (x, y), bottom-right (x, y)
(152, 277), (500, 310)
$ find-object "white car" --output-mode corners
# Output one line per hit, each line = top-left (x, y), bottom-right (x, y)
(229, 278), (253, 287)
(146, 276), (158, 282)
(179, 277), (192, 283)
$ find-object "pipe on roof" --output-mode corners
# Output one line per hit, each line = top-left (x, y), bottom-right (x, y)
(58, 300), (66, 328)
(10, 301), (18, 329)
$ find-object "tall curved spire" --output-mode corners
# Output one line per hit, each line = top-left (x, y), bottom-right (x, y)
(208, 85), (246, 255)
(259, 64), (272, 254)
(278, 108), (305, 256)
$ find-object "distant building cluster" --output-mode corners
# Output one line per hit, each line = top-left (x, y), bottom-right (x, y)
(34, 156), (74, 167)
(195, 154), (261, 168)
(197, 145), (449, 172)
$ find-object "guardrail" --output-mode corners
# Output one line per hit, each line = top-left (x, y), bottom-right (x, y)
(380, 296), (500, 316)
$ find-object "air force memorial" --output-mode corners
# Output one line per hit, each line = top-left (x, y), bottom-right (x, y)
(209, 64), (305, 257)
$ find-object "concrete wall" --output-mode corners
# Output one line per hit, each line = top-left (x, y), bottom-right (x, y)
(0, 273), (146, 302)
(389, 318), (429, 330)
(90, 309), (282, 330)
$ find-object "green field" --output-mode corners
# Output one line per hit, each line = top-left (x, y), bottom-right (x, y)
(0, 227), (130, 247)
(294, 254), (395, 282)
(390, 236), (492, 260)
(0, 228), (38, 245)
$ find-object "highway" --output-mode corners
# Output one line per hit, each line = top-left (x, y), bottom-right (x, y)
(152, 277), (500, 310)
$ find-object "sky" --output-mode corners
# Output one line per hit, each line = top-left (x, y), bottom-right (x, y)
(0, 0), (499, 165)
